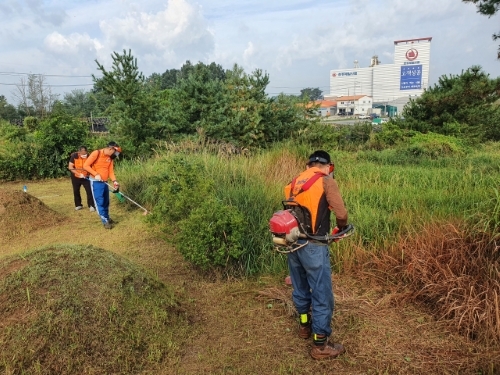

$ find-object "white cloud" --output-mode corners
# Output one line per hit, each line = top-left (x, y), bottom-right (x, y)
(99, 0), (214, 65)
(243, 41), (255, 63)
(0, 0), (498, 102)
(44, 32), (104, 55)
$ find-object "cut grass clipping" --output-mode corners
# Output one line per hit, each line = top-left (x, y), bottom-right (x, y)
(0, 245), (187, 374)
(0, 190), (64, 241)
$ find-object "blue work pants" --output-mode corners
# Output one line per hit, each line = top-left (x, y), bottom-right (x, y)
(287, 240), (334, 337)
(90, 180), (110, 224)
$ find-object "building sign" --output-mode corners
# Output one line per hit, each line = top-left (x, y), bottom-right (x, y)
(406, 48), (418, 60)
(404, 61), (420, 65)
(331, 71), (357, 77)
(400, 65), (422, 90)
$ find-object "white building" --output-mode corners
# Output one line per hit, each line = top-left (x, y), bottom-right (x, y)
(336, 95), (372, 115)
(328, 37), (431, 104)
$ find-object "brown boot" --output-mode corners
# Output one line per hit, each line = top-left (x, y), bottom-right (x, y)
(298, 313), (311, 339)
(298, 321), (311, 339)
(310, 339), (345, 360)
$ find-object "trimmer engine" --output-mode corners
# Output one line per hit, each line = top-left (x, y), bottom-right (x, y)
(269, 209), (355, 253)
(269, 210), (301, 247)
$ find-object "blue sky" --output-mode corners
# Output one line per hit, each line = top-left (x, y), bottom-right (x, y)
(0, 0), (498, 102)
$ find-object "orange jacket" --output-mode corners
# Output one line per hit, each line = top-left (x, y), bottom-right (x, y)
(284, 167), (348, 236)
(69, 153), (90, 177)
(83, 149), (117, 181)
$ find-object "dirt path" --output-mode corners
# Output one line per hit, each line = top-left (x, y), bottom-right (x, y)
(0, 179), (497, 374)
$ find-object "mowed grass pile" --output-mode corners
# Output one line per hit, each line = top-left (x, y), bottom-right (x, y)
(0, 245), (187, 374)
(116, 139), (500, 345)
(0, 190), (64, 241)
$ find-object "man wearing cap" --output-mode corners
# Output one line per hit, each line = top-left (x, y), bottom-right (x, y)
(83, 141), (122, 229)
(284, 150), (348, 360)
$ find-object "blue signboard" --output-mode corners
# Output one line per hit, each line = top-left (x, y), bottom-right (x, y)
(400, 65), (422, 90)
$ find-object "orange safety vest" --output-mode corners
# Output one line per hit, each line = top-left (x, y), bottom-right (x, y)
(71, 153), (90, 177)
(84, 149), (116, 182)
(284, 167), (330, 235)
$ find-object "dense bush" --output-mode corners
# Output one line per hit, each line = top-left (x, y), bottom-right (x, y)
(0, 106), (90, 180)
(32, 105), (90, 178)
(146, 156), (214, 224)
(399, 132), (467, 159)
(178, 199), (245, 270)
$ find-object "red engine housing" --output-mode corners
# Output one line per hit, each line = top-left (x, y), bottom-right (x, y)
(269, 210), (298, 235)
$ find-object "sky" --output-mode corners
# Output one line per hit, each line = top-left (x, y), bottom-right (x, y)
(0, 0), (499, 104)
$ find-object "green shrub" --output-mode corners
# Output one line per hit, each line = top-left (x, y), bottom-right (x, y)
(177, 199), (245, 271)
(146, 156), (214, 225)
(23, 116), (39, 131)
(372, 121), (406, 147)
(33, 107), (90, 178)
(400, 132), (467, 158)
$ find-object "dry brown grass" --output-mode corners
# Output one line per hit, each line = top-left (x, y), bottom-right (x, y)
(365, 222), (500, 347)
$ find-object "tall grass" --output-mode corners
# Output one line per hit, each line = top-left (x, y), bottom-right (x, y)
(115, 140), (500, 275)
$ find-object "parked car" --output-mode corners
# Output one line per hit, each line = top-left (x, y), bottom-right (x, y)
(369, 113), (380, 119)
(371, 117), (389, 125)
(358, 114), (370, 119)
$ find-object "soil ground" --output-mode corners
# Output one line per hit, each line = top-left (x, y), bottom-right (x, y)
(0, 179), (498, 375)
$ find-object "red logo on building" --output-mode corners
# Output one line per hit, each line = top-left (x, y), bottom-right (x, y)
(406, 48), (418, 61)
(332, 73), (337, 77)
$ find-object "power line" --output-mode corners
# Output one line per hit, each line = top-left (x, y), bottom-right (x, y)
(0, 71), (96, 78)
(0, 82), (94, 87)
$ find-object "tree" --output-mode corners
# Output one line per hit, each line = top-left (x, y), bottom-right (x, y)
(0, 95), (18, 121)
(401, 65), (500, 140)
(146, 61), (227, 90)
(93, 49), (145, 107)
(163, 62), (312, 147)
(62, 89), (98, 118)
(33, 103), (90, 178)
(463, 0), (500, 59)
(12, 74), (58, 118)
(93, 49), (162, 156)
(300, 87), (323, 101)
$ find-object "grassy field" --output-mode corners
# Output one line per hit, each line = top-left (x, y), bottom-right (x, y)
(1, 167), (499, 374)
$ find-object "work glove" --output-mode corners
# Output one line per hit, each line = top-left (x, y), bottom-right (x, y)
(113, 180), (120, 189)
(331, 226), (342, 242)
(94, 174), (102, 181)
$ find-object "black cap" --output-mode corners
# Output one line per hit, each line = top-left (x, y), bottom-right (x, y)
(107, 141), (119, 147)
(307, 150), (331, 165)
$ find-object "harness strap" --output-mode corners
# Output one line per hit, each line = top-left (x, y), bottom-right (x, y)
(289, 172), (326, 199)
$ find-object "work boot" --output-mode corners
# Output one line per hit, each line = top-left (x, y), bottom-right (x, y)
(103, 222), (113, 229)
(298, 314), (311, 339)
(89, 206), (96, 212)
(75, 206), (83, 211)
(310, 335), (345, 360)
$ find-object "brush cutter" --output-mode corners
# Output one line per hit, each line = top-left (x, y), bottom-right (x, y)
(269, 209), (354, 254)
(69, 168), (149, 215)
(105, 182), (149, 216)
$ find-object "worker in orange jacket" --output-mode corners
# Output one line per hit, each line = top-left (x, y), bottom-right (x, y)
(83, 141), (121, 229)
(68, 145), (95, 212)
(284, 150), (348, 360)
